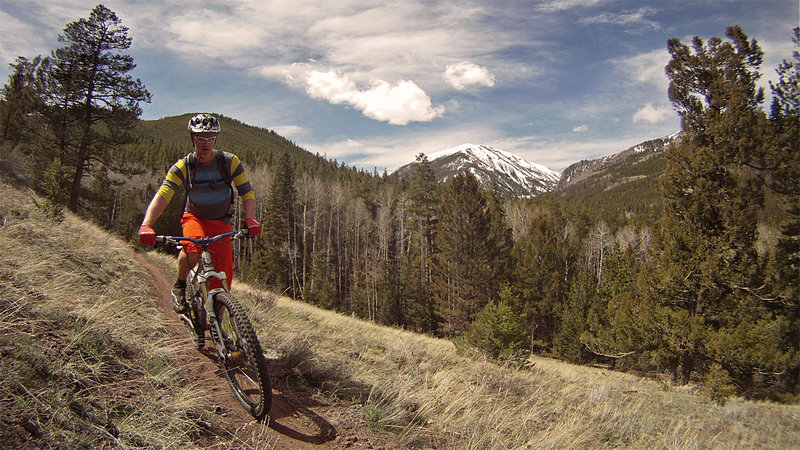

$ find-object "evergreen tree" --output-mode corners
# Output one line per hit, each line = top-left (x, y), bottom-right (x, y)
(256, 153), (296, 291)
(555, 265), (595, 363)
(511, 205), (575, 352)
(766, 27), (800, 394)
(0, 57), (44, 149)
(45, 5), (151, 212)
(657, 26), (784, 390)
(485, 188), (514, 287)
(434, 171), (503, 335)
(582, 245), (653, 369)
(465, 285), (528, 360)
(406, 154), (440, 332)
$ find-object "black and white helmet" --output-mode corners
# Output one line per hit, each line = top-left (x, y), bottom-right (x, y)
(187, 113), (221, 134)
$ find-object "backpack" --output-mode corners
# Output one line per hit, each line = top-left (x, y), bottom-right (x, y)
(182, 151), (234, 218)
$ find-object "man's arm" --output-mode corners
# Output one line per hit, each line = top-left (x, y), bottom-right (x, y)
(243, 197), (256, 221)
(142, 193), (168, 227)
(242, 197), (261, 236)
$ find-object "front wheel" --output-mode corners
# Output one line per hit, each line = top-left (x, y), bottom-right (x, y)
(213, 292), (272, 420)
(185, 278), (206, 349)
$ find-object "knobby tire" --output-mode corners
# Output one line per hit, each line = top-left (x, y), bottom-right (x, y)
(214, 292), (272, 420)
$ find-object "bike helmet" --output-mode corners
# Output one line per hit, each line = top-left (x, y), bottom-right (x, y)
(187, 113), (221, 134)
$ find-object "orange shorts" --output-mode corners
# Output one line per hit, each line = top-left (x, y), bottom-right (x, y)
(181, 213), (233, 290)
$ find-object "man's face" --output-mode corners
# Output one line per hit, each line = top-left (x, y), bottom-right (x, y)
(191, 132), (216, 163)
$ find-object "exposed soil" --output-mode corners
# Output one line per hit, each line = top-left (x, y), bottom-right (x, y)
(135, 253), (399, 449)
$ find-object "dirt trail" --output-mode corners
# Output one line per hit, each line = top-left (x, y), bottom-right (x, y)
(135, 253), (396, 449)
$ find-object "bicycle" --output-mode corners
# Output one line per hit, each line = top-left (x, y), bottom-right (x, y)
(154, 230), (271, 420)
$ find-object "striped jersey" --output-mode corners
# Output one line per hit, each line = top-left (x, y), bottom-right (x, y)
(157, 150), (255, 222)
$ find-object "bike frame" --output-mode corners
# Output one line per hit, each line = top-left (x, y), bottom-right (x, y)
(157, 230), (248, 362)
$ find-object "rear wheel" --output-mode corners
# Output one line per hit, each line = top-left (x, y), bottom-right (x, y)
(213, 292), (272, 420)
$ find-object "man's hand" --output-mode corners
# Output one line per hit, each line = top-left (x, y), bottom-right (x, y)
(139, 225), (156, 246)
(245, 218), (262, 236)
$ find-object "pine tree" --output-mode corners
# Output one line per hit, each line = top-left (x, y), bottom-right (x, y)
(766, 26), (800, 394)
(405, 154), (440, 332)
(485, 188), (514, 287)
(511, 205), (575, 352)
(555, 266), (595, 363)
(434, 171), (505, 335)
(44, 5), (151, 212)
(0, 57), (44, 149)
(465, 285), (528, 360)
(256, 153), (295, 291)
(657, 26), (783, 389)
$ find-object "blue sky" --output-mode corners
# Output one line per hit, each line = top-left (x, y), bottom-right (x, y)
(0, 0), (797, 172)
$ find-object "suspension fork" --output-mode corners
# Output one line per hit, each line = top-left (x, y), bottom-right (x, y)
(198, 249), (235, 362)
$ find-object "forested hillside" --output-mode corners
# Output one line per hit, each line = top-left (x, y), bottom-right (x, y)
(0, 6), (797, 405)
(547, 133), (678, 227)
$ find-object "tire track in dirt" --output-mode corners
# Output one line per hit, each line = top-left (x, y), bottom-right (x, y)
(135, 252), (396, 449)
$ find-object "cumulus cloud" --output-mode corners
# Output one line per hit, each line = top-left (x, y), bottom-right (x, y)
(444, 62), (496, 90)
(633, 103), (674, 124)
(573, 124), (588, 132)
(305, 70), (445, 125)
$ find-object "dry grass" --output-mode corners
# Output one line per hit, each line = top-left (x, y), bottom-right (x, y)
(2, 179), (798, 448)
(231, 287), (800, 449)
(0, 183), (230, 448)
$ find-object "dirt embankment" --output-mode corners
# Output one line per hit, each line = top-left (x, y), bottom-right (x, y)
(135, 253), (398, 449)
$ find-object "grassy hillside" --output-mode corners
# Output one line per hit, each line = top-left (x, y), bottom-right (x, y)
(0, 184), (228, 447)
(2, 181), (798, 448)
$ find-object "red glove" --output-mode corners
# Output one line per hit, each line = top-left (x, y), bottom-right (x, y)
(139, 225), (156, 246)
(245, 218), (261, 236)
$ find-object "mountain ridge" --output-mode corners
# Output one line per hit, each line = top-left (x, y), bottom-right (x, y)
(392, 143), (561, 198)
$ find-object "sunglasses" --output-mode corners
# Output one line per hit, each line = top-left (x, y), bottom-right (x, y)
(194, 136), (217, 143)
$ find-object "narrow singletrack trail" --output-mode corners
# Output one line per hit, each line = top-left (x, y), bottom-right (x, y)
(135, 252), (396, 449)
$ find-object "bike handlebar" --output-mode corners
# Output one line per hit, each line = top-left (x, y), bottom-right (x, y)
(154, 229), (250, 248)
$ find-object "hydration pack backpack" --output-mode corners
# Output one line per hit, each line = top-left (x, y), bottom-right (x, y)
(182, 151), (234, 218)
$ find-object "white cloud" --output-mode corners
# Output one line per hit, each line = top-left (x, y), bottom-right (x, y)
(573, 124), (588, 132)
(580, 7), (660, 32)
(633, 103), (674, 124)
(308, 126), (500, 171)
(536, 0), (605, 13)
(0, 11), (49, 62)
(167, 10), (269, 60)
(305, 70), (445, 125)
(444, 61), (496, 90)
(613, 48), (670, 86)
(270, 124), (306, 138)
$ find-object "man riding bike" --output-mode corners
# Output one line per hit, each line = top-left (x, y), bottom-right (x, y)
(138, 113), (261, 313)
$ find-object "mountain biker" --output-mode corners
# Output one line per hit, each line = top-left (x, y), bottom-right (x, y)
(138, 113), (262, 313)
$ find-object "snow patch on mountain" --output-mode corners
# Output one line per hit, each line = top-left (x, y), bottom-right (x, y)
(429, 143), (560, 185)
(394, 143), (561, 198)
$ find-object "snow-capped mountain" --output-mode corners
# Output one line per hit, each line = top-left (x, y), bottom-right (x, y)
(393, 143), (561, 198)
(556, 132), (682, 190)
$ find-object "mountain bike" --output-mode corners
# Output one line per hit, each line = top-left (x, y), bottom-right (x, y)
(155, 230), (271, 420)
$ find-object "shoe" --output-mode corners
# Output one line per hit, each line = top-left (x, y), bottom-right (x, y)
(172, 283), (188, 314)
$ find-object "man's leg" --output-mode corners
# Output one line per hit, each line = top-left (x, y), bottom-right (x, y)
(177, 250), (200, 281)
(173, 213), (205, 313)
